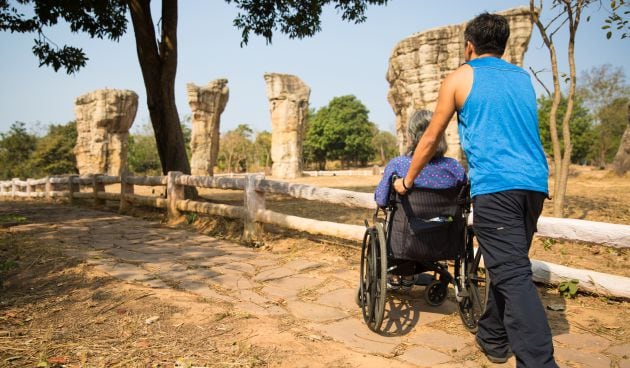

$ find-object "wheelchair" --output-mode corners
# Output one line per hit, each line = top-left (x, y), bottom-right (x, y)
(357, 180), (489, 333)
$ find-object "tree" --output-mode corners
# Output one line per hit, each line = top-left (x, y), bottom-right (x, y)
(530, 0), (592, 217)
(592, 97), (630, 166)
(218, 124), (253, 173)
(372, 130), (398, 165)
(27, 121), (78, 176)
(537, 95), (594, 164)
(304, 95), (375, 169)
(577, 65), (630, 167)
(1, 0), (388, 178)
(0, 122), (37, 179)
(128, 134), (161, 175)
(252, 131), (272, 171)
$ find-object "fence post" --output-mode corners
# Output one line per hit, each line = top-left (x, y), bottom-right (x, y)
(119, 169), (134, 214)
(11, 178), (19, 199)
(93, 174), (106, 206)
(26, 178), (33, 198)
(243, 174), (266, 243)
(68, 175), (79, 204)
(167, 171), (184, 221)
(45, 176), (52, 200)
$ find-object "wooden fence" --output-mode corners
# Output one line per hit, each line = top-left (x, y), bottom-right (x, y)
(1, 172), (629, 298)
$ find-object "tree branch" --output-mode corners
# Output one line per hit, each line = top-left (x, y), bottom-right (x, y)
(530, 67), (553, 97)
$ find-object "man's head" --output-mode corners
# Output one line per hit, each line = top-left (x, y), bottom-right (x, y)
(407, 109), (447, 157)
(464, 12), (510, 60)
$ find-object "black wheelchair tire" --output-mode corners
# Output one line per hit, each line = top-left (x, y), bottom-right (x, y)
(457, 242), (490, 333)
(359, 223), (387, 332)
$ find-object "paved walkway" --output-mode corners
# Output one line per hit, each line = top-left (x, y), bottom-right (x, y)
(2, 202), (628, 368)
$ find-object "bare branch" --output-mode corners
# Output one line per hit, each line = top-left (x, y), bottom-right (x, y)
(530, 67), (553, 97)
(549, 16), (570, 38)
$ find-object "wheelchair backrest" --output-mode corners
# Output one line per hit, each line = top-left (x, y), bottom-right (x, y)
(386, 184), (469, 261)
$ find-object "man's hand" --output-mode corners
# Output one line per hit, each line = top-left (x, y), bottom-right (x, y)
(393, 178), (409, 195)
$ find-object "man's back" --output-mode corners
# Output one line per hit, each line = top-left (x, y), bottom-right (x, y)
(456, 57), (548, 197)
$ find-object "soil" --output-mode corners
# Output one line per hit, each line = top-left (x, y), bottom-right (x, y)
(0, 165), (628, 367)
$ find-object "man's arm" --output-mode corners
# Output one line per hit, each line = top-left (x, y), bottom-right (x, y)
(393, 68), (461, 194)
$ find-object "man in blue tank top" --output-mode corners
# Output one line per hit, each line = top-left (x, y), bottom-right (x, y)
(394, 13), (557, 368)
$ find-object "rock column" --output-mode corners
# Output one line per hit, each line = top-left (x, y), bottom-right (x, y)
(74, 89), (138, 176)
(386, 7), (535, 159)
(187, 79), (229, 176)
(612, 103), (630, 175)
(264, 73), (310, 179)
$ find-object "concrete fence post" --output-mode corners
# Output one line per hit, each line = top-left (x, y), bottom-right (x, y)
(11, 178), (19, 199)
(93, 174), (106, 206)
(243, 174), (266, 243)
(68, 175), (79, 204)
(119, 169), (134, 214)
(167, 171), (184, 221)
(45, 176), (52, 200)
(26, 178), (33, 198)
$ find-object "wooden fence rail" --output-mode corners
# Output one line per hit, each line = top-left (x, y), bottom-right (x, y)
(1, 172), (629, 298)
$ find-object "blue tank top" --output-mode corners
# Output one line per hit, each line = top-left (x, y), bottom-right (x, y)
(458, 57), (548, 197)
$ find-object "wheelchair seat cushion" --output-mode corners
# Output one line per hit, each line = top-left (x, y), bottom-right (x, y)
(388, 186), (464, 261)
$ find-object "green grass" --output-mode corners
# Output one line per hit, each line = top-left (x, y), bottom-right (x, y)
(0, 214), (27, 223)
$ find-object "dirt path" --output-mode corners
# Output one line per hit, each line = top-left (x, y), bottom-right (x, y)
(1, 201), (629, 368)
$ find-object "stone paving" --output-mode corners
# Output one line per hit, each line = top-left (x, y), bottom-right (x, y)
(2, 202), (629, 368)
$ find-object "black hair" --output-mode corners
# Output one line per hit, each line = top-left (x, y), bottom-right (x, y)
(464, 12), (510, 56)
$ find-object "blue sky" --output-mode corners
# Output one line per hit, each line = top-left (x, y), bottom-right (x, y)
(0, 1), (628, 136)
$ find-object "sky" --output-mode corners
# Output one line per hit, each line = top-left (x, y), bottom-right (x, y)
(0, 1), (628, 136)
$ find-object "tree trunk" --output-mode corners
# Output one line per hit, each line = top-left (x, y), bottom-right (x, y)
(127, 0), (191, 176)
(531, 1), (564, 216)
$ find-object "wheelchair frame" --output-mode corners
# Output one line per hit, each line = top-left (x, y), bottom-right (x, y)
(357, 182), (489, 333)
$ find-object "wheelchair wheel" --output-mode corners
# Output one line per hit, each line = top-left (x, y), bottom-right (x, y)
(424, 279), (448, 306)
(359, 222), (387, 332)
(457, 240), (490, 333)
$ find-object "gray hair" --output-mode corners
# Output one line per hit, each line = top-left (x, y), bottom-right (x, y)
(406, 109), (448, 157)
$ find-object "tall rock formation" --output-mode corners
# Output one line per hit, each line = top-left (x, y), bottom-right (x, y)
(187, 79), (229, 176)
(612, 103), (630, 175)
(264, 73), (310, 179)
(74, 89), (138, 176)
(386, 7), (535, 158)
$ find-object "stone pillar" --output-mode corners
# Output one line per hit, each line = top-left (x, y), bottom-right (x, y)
(612, 103), (630, 175)
(386, 7), (535, 159)
(74, 89), (138, 176)
(187, 79), (229, 176)
(264, 73), (310, 179)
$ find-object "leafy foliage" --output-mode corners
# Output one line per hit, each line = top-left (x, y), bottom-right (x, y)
(226, 0), (389, 45)
(558, 279), (579, 298)
(577, 64), (630, 166)
(600, 0), (630, 39)
(0, 0), (128, 74)
(253, 131), (272, 170)
(218, 124), (254, 173)
(537, 95), (595, 164)
(27, 121), (78, 177)
(592, 97), (630, 165)
(304, 95), (375, 169)
(0, 122), (37, 179)
(372, 130), (397, 165)
(128, 134), (161, 175)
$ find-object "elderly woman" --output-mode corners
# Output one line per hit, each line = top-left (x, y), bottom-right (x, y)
(374, 110), (466, 207)
(374, 110), (466, 290)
